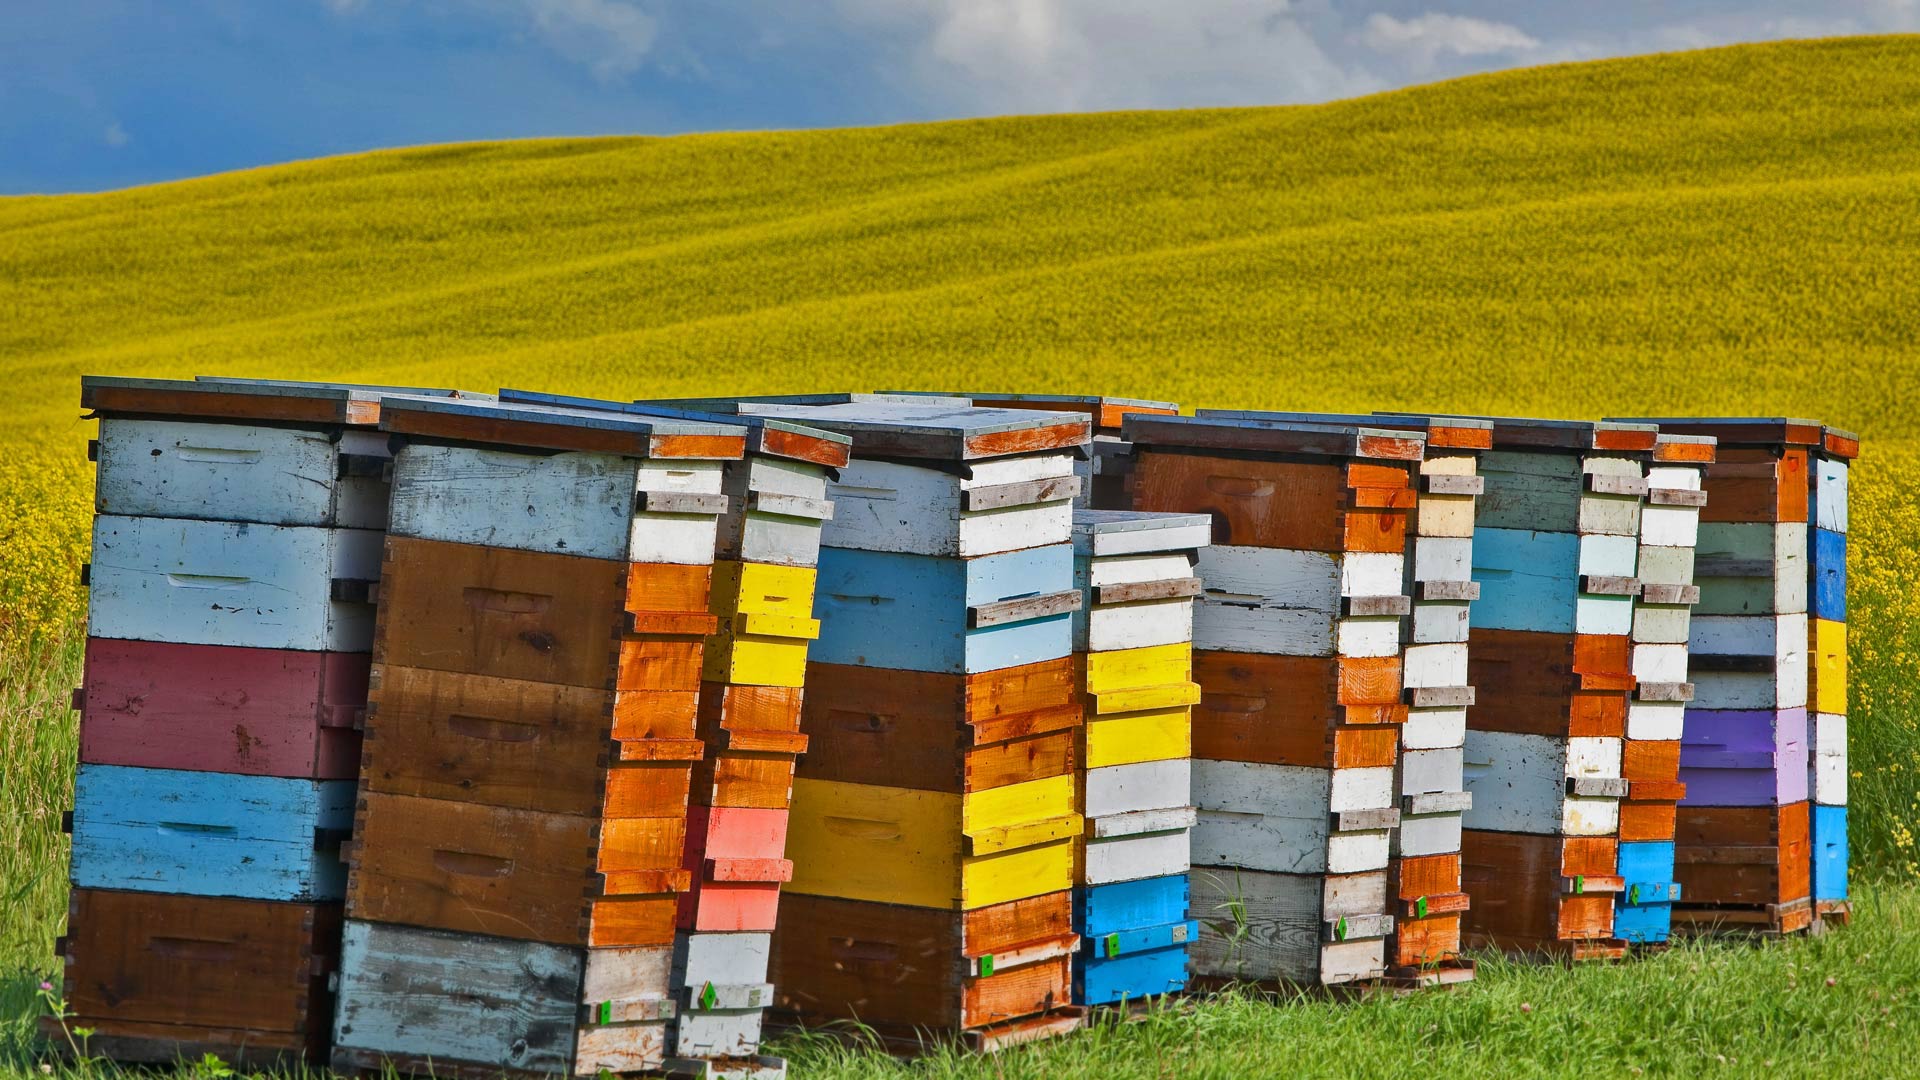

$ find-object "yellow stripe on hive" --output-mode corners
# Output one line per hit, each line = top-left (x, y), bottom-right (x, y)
(1089, 681), (1200, 715)
(1812, 618), (1847, 714)
(701, 630), (811, 687)
(962, 773), (1076, 835)
(961, 838), (1075, 909)
(1084, 707), (1191, 769)
(710, 560), (818, 619)
(787, 778), (960, 909)
(1083, 642), (1192, 694)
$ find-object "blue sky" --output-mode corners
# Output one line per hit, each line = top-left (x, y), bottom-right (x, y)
(3, 1), (1914, 194)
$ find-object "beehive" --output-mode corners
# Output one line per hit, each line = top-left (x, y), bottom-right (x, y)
(1068, 510), (1209, 1005)
(1124, 414), (1423, 987)
(60, 376), (470, 1066)
(326, 396), (769, 1078)
(656, 398), (1093, 1050)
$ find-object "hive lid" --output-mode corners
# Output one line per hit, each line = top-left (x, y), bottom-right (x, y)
(81, 375), (480, 427)
(499, 388), (851, 468)
(1383, 412), (1657, 453)
(643, 398), (1091, 462)
(1199, 409), (1493, 450)
(1122, 413), (1425, 460)
(1609, 416), (1856, 459)
(379, 395), (747, 460)
(1071, 510), (1212, 556)
(883, 391), (1179, 432)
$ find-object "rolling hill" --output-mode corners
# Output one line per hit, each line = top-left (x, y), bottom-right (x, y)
(2, 35), (1916, 885)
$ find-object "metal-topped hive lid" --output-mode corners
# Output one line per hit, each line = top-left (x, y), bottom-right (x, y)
(498, 387), (851, 468)
(1198, 408), (1493, 450)
(81, 375), (482, 427)
(1608, 415), (1856, 458)
(1070, 509), (1213, 557)
(1379, 411), (1657, 452)
(378, 394), (747, 460)
(643, 398), (1091, 462)
(1121, 412), (1426, 460)
(882, 391), (1179, 432)
(646, 392), (971, 410)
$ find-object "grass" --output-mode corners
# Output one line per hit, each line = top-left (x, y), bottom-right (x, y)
(2, 31), (1920, 1080)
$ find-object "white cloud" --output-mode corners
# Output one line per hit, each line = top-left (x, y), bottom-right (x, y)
(839, 0), (1383, 114)
(1359, 12), (1539, 70)
(103, 122), (129, 148)
(524, 0), (659, 81)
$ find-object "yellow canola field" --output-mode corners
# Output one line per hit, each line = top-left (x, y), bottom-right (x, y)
(2, 35), (1918, 873)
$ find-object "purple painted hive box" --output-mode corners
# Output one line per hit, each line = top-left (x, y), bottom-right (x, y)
(1680, 707), (1809, 806)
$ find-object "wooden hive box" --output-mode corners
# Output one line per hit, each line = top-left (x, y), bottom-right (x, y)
(1405, 415), (1659, 961)
(878, 391), (1180, 509)
(1124, 414), (1424, 987)
(1206, 408), (1491, 985)
(1068, 510), (1209, 1006)
(647, 398), (1094, 1047)
(50, 889), (340, 1068)
(332, 396), (749, 1079)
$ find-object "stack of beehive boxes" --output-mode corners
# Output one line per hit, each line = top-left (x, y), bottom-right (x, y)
(1201, 410), (1489, 987)
(328, 396), (770, 1078)
(658, 400), (1092, 1049)
(60, 377), (428, 1065)
(1068, 510), (1210, 1006)
(887, 393), (1179, 509)
(1611, 417), (1850, 936)
(1124, 414), (1422, 988)
(1605, 432), (1715, 946)
(499, 387), (853, 1066)
(1448, 417), (1659, 961)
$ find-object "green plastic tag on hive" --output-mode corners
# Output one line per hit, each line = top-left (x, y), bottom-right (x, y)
(1105, 933), (1120, 958)
(1414, 896), (1429, 920)
(598, 1001), (612, 1024)
(699, 982), (718, 1010)
(1630, 885), (1642, 906)
(979, 954), (994, 977)
(1335, 917), (1348, 941)
(1573, 875), (1585, 895)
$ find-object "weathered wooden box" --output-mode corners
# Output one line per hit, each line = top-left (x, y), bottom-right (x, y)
(1672, 801), (1812, 933)
(55, 889), (339, 1067)
(346, 791), (688, 947)
(332, 920), (679, 1078)
(1460, 830), (1623, 958)
(88, 516), (381, 652)
(1689, 613), (1808, 710)
(95, 418), (392, 529)
(1678, 708), (1808, 806)
(1189, 867), (1390, 985)
(77, 638), (365, 779)
(1462, 730), (1624, 837)
(769, 892), (1080, 1043)
(70, 765), (352, 902)
(810, 544), (1077, 674)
